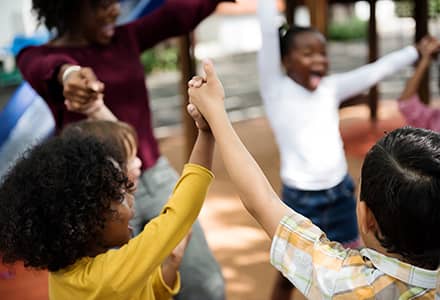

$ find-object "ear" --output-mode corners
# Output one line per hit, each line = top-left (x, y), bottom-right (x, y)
(357, 201), (378, 235)
(282, 56), (291, 70)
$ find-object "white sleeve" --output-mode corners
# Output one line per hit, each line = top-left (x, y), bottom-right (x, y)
(330, 46), (419, 102)
(257, 0), (284, 101)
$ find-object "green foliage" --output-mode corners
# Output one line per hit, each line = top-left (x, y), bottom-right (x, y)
(395, 0), (440, 18)
(140, 45), (178, 74)
(328, 17), (367, 41)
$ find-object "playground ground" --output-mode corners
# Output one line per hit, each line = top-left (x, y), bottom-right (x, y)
(0, 99), (409, 300)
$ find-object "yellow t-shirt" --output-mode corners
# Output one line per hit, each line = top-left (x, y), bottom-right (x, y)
(49, 164), (214, 300)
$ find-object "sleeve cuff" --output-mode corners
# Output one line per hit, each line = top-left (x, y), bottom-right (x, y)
(158, 267), (181, 296)
(183, 163), (214, 180)
(398, 94), (421, 113)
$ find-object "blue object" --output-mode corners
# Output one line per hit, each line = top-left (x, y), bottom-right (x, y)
(0, 82), (36, 146)
(10, 32), (50, 56)
(0, 82), (55, 179)
(118, 0), (165, 24)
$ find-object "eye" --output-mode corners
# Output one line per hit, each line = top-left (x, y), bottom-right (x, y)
(99, 0), (117, 9)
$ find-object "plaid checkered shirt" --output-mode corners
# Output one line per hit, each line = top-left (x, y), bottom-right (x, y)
(271, 213), (440, 299)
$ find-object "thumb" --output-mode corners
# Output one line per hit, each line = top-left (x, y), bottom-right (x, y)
(203, 59), (218, 83)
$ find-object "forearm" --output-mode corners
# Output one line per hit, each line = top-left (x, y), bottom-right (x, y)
(87, 104), (118, 121)
(17, 49), (77, 89)
(334, 46), (419, 101)
(209, 110), (289, 237)
(161, 264), (179, 289)
(133, 0), (225, 50)
(399, 57), (431, 101)
(257, 0), (283, 95)
(188, 130), (214, 170)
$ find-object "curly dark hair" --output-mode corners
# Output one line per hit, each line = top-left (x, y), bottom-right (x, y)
(360, 127), (440, 269)
(0, 133), (131, 272)
(32, 0), (101, 35)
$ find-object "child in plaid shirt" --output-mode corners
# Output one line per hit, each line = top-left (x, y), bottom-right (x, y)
(188, 60), (440, 299)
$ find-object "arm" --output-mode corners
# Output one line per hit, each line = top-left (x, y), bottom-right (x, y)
(188, 61), (291, 238)
(17, 48), (106, 114)
(90, 163), (213, 295)
(399, 36), (440, 101)
(330, 46), (419, 102)
(16, 47), (78, 100)
(129, 0), (234, 51)
(257, 0), (284, 101)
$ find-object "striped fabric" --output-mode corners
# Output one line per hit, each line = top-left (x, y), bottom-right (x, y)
(270, 213), (440, 299)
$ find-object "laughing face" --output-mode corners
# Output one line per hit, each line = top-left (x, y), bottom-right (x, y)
(283, 31), (329, 91)
(80, 0), (121, 45)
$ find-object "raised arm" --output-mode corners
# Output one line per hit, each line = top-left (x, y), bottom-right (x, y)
(90, 162), (213, 295)
(257, 0), (284, 100)
(330, 45), (419, 102)
(129, 0), (235, 51)
(399, 36), (440, 101)
(188, 61), (291, 237)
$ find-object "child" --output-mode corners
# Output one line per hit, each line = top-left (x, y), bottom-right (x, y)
(398, 36), (440, 131)
(188, 60), (440, 299)
(257, 0), (424, 297)
(0, 107), (215, 299)
(61, 120), (142, 186)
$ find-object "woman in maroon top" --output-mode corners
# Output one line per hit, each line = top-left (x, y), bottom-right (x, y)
(17, 0), (232, 299)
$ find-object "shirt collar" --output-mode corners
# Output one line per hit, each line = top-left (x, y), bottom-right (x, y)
(360, 248), (439, 289)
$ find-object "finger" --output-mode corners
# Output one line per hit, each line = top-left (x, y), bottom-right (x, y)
(86, 80), (105, 93)
(187, 103), (198, 118)
(192, 76), (205, 88)
(79, 67), (98, 81)
(203, 59), (218, 83)
(79, 68), (104, 92)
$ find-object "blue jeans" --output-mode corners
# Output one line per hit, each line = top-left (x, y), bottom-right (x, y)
(282, 175), (359, 243)
(131, 157), (225, 300)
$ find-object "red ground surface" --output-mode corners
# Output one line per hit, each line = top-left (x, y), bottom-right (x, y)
(0, 101), (406, 300)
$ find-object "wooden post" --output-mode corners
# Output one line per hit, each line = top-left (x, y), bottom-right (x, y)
(368, 0), (378, 120)
(414, 0), (430, 104)
(306, 0), (328, 35)
(179, 34), (198, 160)
(284, 0), (297, 25)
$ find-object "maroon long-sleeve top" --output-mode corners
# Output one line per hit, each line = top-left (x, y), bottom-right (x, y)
(17, 0), (222, 170)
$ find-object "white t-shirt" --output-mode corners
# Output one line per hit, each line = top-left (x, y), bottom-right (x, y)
(257, 0), (419, 190)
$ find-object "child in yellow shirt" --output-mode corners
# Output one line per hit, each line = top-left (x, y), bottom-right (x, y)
(0, 107), (215, 300)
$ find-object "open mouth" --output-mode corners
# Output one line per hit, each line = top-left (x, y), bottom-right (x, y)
(101, 24), (115, 39)
(309, 71), (324, 90)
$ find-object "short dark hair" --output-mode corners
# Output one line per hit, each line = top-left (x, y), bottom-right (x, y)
(0, 133), (131, 272)
(32, 0), (100, 35)
(278, 25), (321, 58)
(360, 127), (440, 269)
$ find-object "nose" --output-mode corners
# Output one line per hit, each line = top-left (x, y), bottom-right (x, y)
(107, 2), (121, 18)
(134, 157), (142, 170)
(127, 193), (134, 209)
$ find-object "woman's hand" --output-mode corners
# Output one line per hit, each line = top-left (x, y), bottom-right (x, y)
(60, 65), (105, 115)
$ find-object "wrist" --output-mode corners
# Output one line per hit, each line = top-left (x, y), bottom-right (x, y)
(61, 65), (81, 84)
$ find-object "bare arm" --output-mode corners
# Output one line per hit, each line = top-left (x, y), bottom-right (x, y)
(399, 36), (440, 101)
(188, 61), (291, 238)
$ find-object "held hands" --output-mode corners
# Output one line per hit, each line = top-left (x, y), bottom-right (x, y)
(187, 60), (225, 123)
(61, 65), (105, 115)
